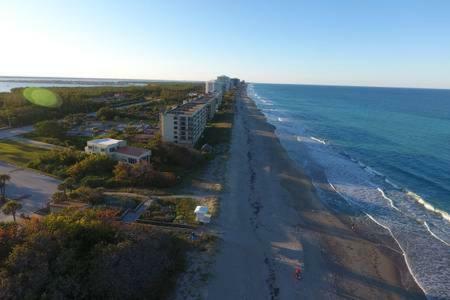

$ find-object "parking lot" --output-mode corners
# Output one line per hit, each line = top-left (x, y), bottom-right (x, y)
(0, 162), (60, 221)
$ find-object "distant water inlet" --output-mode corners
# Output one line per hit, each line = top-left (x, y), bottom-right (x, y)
(248, 83), (450, 299)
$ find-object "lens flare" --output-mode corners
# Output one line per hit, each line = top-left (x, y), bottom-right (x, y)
(23, 88), (62, 108)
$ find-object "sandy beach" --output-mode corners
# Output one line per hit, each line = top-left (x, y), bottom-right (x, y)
(205, 87), (426, 299)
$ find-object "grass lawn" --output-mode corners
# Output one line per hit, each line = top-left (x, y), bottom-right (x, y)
(0, 140), (50, 167)
(198, 95), (235, 146)
(23, 132), (91, 150)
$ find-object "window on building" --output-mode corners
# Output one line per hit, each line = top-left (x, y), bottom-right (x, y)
(128, 158), (137, 164)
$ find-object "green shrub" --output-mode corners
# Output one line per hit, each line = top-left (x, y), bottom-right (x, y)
(67, 154), (116, 180)
(34, 120), (66, 139)
(28, 148), (86, 176)
(69, 187), (104, 205)
(80, 176), (108, 188)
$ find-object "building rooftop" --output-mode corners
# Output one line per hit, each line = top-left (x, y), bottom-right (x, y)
(87, 138), (123, 146)
(166, 98), (210, 115)
(116, 146), (149, 157)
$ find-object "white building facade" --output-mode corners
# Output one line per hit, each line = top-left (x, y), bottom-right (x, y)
(215, 75), (231, 93)
(85, 138), (151, 164)
(205, 80), (215, 94)
(160, 94), (220, 146)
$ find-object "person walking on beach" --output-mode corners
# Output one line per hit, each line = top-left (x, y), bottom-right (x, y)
(295, 266), (302, 280)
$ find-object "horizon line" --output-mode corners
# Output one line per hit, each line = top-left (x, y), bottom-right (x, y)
(1, 74), (449, 91)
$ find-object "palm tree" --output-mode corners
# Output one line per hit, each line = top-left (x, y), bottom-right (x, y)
(0, 173), (11, 202)
(2, 200), (22, 222)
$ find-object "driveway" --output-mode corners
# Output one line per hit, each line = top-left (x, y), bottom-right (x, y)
(0, 162), (60, 221)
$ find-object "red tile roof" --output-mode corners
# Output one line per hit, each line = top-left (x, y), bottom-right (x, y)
(116, 146), (149, 157)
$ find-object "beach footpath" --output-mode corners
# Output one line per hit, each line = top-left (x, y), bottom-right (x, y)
(204, 88), (425, 299)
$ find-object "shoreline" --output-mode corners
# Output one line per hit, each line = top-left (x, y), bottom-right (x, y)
(249, 90), (427, 299)
(205, 86), (425, 299)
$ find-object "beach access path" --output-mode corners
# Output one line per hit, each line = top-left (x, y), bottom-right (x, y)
(204, 89), (425, 299)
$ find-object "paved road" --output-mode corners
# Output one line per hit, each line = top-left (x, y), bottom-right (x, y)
(0, 162), (60, 222)
(0, 126), (33, 139)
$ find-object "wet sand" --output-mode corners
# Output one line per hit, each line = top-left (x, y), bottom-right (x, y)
(205, 87), (425, 299)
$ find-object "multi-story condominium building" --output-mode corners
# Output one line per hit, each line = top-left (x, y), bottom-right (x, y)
(205, 80), (215, 93)
(85, 138), (151, 164)
(215, 75), (231, 93)
(230, 78), (240, 89)
(160, 94), (221, 146)
(206, 76), (239, 95)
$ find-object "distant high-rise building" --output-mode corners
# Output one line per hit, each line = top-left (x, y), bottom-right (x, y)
(230, 78), (240, 88)
(205, 80), (215, 93)
(215, 75), (231, 93)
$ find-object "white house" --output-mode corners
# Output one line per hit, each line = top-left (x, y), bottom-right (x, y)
(85, 138), (151, 164)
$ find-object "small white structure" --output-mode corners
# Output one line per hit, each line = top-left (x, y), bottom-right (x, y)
(85, 138), (126, 154)
(194, 205), (211, 223)
(85, 138), (151, 164)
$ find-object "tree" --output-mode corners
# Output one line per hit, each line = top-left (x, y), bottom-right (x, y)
(57, 177), (76, 196)
(51, 191), (67, 204)
(113, 162), (132, 183)
(112, 161), (176, 188)
(2, 200), (22, 222)
(67, 154), (116, 180)
(96, 107), (116, 121)
(0, 174), (11, 202)
(71, 187), (104, 205)
(34, 120), (66, 139)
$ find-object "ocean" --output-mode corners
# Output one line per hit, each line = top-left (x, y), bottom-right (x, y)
(248, 83), (450, 299)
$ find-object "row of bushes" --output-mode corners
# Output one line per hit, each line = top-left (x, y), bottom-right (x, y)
(28, 147), (180, 189)
(0, 209), (188, 299)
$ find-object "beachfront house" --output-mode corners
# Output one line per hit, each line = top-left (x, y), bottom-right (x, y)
(85, 138), (151, 164)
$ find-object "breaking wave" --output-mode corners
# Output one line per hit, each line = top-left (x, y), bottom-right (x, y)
(248, 83), (450, 299)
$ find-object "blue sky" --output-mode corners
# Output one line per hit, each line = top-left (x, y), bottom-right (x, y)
(1, 0), (449, 88)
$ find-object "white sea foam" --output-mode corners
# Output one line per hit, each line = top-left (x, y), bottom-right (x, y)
(377, 188), (400, 211)
(328, 178), (439, 298)
(364, 213), (427, 296)
(365, 166), (385, 177)
(310, 136), (326, 144)
(385, 178), (401, 190)
(250, 84), (450, 298)
(407, 191), (450, 223)
(424, 222), (450, 247)
(359, 163), (367, 169)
